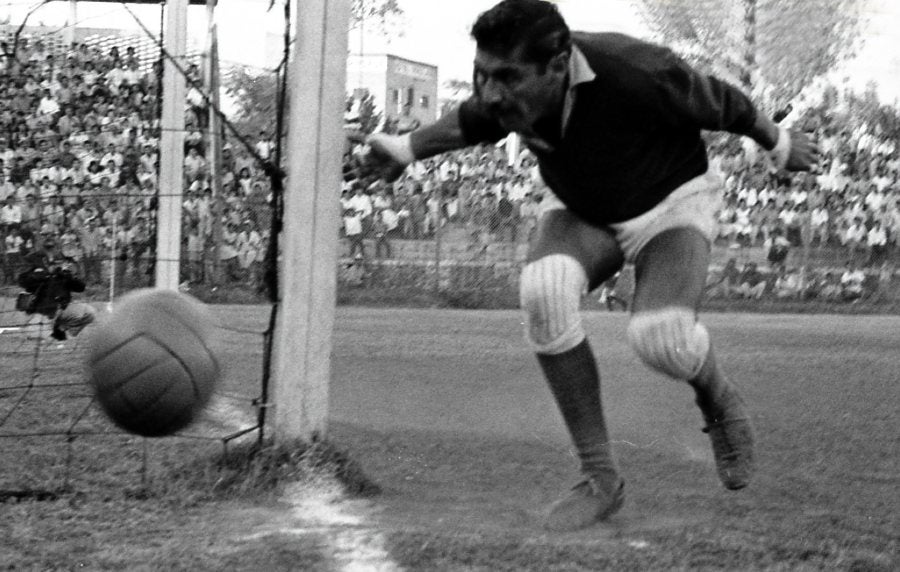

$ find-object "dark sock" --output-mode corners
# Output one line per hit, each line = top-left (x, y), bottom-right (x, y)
(537, 339), (618, 482)
(690, 347), (735, 423)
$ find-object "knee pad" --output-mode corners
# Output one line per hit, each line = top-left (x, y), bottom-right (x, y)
(626, 308), (710, 380)
(519, 254), (587, 355)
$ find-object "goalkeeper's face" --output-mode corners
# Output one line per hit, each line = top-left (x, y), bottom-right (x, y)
(473, 46), (567, 137)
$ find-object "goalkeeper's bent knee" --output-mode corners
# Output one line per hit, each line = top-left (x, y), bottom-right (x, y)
(626, 307), (710, 380)
(519, 254), (587, 355)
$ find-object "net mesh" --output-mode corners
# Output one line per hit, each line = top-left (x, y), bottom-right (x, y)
(0, 26), (266, 497)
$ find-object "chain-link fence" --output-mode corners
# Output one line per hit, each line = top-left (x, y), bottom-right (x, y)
(332, 206), (900, 312)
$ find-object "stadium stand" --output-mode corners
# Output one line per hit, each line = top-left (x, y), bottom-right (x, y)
(1, 27), (898, 305)
(0, 30), (272, 294)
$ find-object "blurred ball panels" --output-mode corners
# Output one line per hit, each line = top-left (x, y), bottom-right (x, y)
(86, 289), (221, 437)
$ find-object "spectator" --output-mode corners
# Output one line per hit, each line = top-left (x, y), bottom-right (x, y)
(254, 131), (274, 161)
(372, 207), (393, 259)
(184, 222), (204, 284)
(394, 194), (411, 238)
(842, 218), (867, 263)
(867, 261), (895, 303)
(810, 203), (830, 246)
(519, 191), (542, 242)
(425, 190), (442, 236)
(731, 198), (752, 246)
(236, 166), (254, 196)
(1, 195), (22, 231)
(347, 185), (373, 233)
(237, 220), (263, 283)
(20, 195), (38, 232)
(219, 222), (241, 281)
(408, 189), (427, 239)
(840, 262), (866, 301)
(735, 261), (767, 299)
(183, 146), (207, 181)
(78, 217), (101, 284)
(773, 265), (803, 299)
(866, 220), (888, 267)
(127, 216), (151, 281)
(343, 208), (365, 259)
(494, 189), (518, 242)
(706, 257), (741, 298)
(811, 270), (842, 301)
(764, 228), (791, 266)
(36, 88), (60, 117)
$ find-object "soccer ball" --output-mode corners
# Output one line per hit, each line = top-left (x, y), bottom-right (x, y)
(85, 288), (222, 437)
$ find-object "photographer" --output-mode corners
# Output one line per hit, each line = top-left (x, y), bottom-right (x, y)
(17, 235), (95, 341)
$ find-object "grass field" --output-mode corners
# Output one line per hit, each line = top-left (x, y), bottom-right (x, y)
(1, 303), (898, 571)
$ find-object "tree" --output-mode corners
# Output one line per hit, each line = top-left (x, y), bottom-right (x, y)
(345, 91), (383, 134)
(227, 0), (404, 148)
(443, 79), (473, 98)
(222, 66), (281, 143)
(439, 79), (473, 118)
(633, 0), (870, 109)
(350, 0), (404, 36)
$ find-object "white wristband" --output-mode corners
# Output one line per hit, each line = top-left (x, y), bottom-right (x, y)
(767, 125), (791, 171)
(377, 133), (415, 165)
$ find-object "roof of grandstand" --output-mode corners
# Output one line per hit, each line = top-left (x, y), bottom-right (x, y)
(0, 25), (204, 72)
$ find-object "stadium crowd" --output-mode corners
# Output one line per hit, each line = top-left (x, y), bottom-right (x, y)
(342, 83), (900, 300)
(346, 88), (899, 254)
(0, 35), (273, 290)
(1, 33), (898, 304)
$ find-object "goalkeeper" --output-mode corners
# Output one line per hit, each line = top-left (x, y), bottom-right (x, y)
(363, 0), (819, 531)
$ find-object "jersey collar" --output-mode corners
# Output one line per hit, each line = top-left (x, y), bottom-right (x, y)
(562, 44), (596, 134)
(524, 45), (596, 153)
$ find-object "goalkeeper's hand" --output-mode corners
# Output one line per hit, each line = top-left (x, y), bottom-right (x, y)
(361, 133), (415, 183)
(768, 126), (820, 173)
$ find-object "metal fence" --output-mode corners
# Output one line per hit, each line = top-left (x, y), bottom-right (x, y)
(333, 201), (900, 311)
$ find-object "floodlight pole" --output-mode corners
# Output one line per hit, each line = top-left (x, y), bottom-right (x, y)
(271, 0), (350, 441)
(155, 0), (188, 291)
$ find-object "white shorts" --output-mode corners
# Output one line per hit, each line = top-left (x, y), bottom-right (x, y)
(538, 170), (723, 263)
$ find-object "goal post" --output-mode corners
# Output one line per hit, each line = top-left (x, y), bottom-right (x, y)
(155, 0), (188, 292)
(270, 0), (351, 441)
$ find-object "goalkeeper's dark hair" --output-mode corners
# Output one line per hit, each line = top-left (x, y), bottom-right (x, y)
(471, 0), (571, 70)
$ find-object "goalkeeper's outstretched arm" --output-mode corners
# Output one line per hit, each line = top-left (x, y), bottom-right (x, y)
(364, 107), (469, 182)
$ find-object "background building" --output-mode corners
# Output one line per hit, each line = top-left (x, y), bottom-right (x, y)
(346, 53), (438, 130)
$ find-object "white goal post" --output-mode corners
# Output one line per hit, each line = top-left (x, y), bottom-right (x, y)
(155, 0), (188, 292)
(270, 0), (351, 441)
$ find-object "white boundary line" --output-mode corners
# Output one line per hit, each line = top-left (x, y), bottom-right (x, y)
(211, 395), (401, 571)
(280, 480), (401, 572)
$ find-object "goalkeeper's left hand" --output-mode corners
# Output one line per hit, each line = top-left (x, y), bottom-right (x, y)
(768, 126), (820, 172)
(360, 133), (415, 183)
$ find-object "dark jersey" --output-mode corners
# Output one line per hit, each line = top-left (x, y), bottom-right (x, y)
(458, 32), (759, 225)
